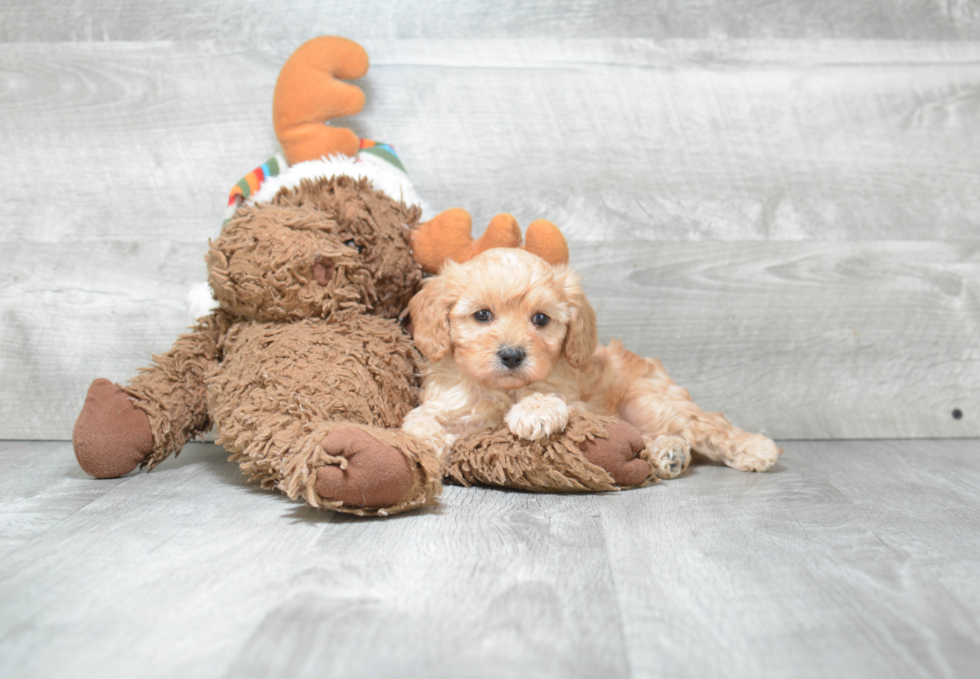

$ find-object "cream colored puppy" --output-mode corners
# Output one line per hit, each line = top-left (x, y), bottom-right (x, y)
(402, 248), (781, 478)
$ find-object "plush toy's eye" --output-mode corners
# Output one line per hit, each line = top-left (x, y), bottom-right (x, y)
(344, 239), (365, 254)
(531, 313), (550, 327)
(474, 309), (493, 322)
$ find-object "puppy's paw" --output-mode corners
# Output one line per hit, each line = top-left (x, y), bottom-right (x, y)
(642, 435), (691, 480)
(505, 393), (569, 441)
(402, 411), (457, 457)
(730, 435), (782, 472)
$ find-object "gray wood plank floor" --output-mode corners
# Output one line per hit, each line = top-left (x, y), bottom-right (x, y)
(2, 438), (978, 679)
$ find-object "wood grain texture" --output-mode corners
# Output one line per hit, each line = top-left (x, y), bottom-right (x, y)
(2, 438), (979, 678)
(598, 438), (980, 679)
(2, 38), (979, 439)
(0, 441), (629, 679)
(5, 40), (980, 244)
(572, 240), (980, 439)
(363, 40), (980, 243)
(0, 42), (278, 244)
(0, 241), (209, 439)
(0, 440), (127, 561)
(3, 239), (975, 440)
(3, 0), (980, 42)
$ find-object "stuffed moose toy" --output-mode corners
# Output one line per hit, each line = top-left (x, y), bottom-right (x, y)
(72, 37), (661, 516)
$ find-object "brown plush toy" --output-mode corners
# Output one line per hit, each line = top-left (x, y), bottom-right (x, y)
(72, 36), (660, 516)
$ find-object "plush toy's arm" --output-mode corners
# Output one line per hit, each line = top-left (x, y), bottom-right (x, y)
(446, 410), (655, 491)
(73, 311), (230, 478)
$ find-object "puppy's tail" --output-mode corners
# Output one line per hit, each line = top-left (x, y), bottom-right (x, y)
(273, 36), (369, 165)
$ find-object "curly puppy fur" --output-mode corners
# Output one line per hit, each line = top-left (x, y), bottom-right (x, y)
(403, 248), (782, 476)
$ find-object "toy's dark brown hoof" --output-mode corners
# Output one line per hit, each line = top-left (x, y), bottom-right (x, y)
(581, 420), (652, 487)
(72, 378), (154, 478)
(316, 428), (414, 509)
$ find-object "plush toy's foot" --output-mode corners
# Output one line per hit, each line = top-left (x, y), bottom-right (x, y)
(316, 428), (416, 510)
(272, 424), (442, 516)
(580, 420), (654, 486)
(72, 378), (154, 478)
(642, 434), (692, 480)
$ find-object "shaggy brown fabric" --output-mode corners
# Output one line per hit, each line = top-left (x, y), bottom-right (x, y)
(206, 313), (442, 515)
(207, 176), (421, 323)
(446, 410), (655, 492)
(121, 311), (231, 470)
(73, 177), (441, 514)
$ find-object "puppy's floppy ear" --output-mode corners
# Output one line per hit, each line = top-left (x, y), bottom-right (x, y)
(560, 270), (598, 368)
(408, 276), (453, 362)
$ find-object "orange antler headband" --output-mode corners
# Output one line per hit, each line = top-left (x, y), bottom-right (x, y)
(410, 209), (570, 274)
(273, 36), (369, 164)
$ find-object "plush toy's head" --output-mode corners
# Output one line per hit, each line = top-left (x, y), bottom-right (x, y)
(207, 175), (422, 323)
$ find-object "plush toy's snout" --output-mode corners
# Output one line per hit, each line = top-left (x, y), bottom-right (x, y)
(312, 257), (335, 285)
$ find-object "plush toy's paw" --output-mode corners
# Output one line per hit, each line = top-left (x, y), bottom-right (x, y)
(580, 420), (652, 487)
(643, 435), (691, 480)
(316, 428), (415, 509)
(72, 378), (154, 478)
(505, 393), (569, 441)
(730, 435), (782, 472)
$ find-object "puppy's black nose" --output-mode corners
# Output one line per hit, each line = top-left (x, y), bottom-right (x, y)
(498, 346), (526, 370)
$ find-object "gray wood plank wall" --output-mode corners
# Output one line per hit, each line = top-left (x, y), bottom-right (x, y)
(1, 2), (978, 440)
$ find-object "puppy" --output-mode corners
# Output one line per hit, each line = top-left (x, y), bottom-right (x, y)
(401, 247), (781, 479)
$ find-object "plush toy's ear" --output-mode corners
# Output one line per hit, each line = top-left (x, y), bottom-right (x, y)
(408, 276), (454, 362)
(560, 270), (598, 368)
(273, 36), (369, 164)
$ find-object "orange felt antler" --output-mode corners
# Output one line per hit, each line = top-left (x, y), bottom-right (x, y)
(273, 36), (369, 165)
(411, 209), (569, 273)
(523, 219), (570, 267)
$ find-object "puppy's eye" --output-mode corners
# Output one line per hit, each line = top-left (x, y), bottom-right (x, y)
(343, 239), (365, 254)
(531, 313), (550, 327)
(474, 309), (493, 322)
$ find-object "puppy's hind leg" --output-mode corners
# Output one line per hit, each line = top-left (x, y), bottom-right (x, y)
(618, 357), (781, 473)
(684, 410), (781, 472)
(641, 434), (691, 479)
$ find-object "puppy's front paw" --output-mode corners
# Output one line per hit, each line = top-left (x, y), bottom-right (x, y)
(505, 393), (569, 441)
(642, 435), (691, 479)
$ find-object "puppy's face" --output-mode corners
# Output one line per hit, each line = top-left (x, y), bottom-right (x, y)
(410, 248), (598, 390)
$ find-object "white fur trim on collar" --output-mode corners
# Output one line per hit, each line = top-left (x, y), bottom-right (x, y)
(249, 154), (433, 220)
